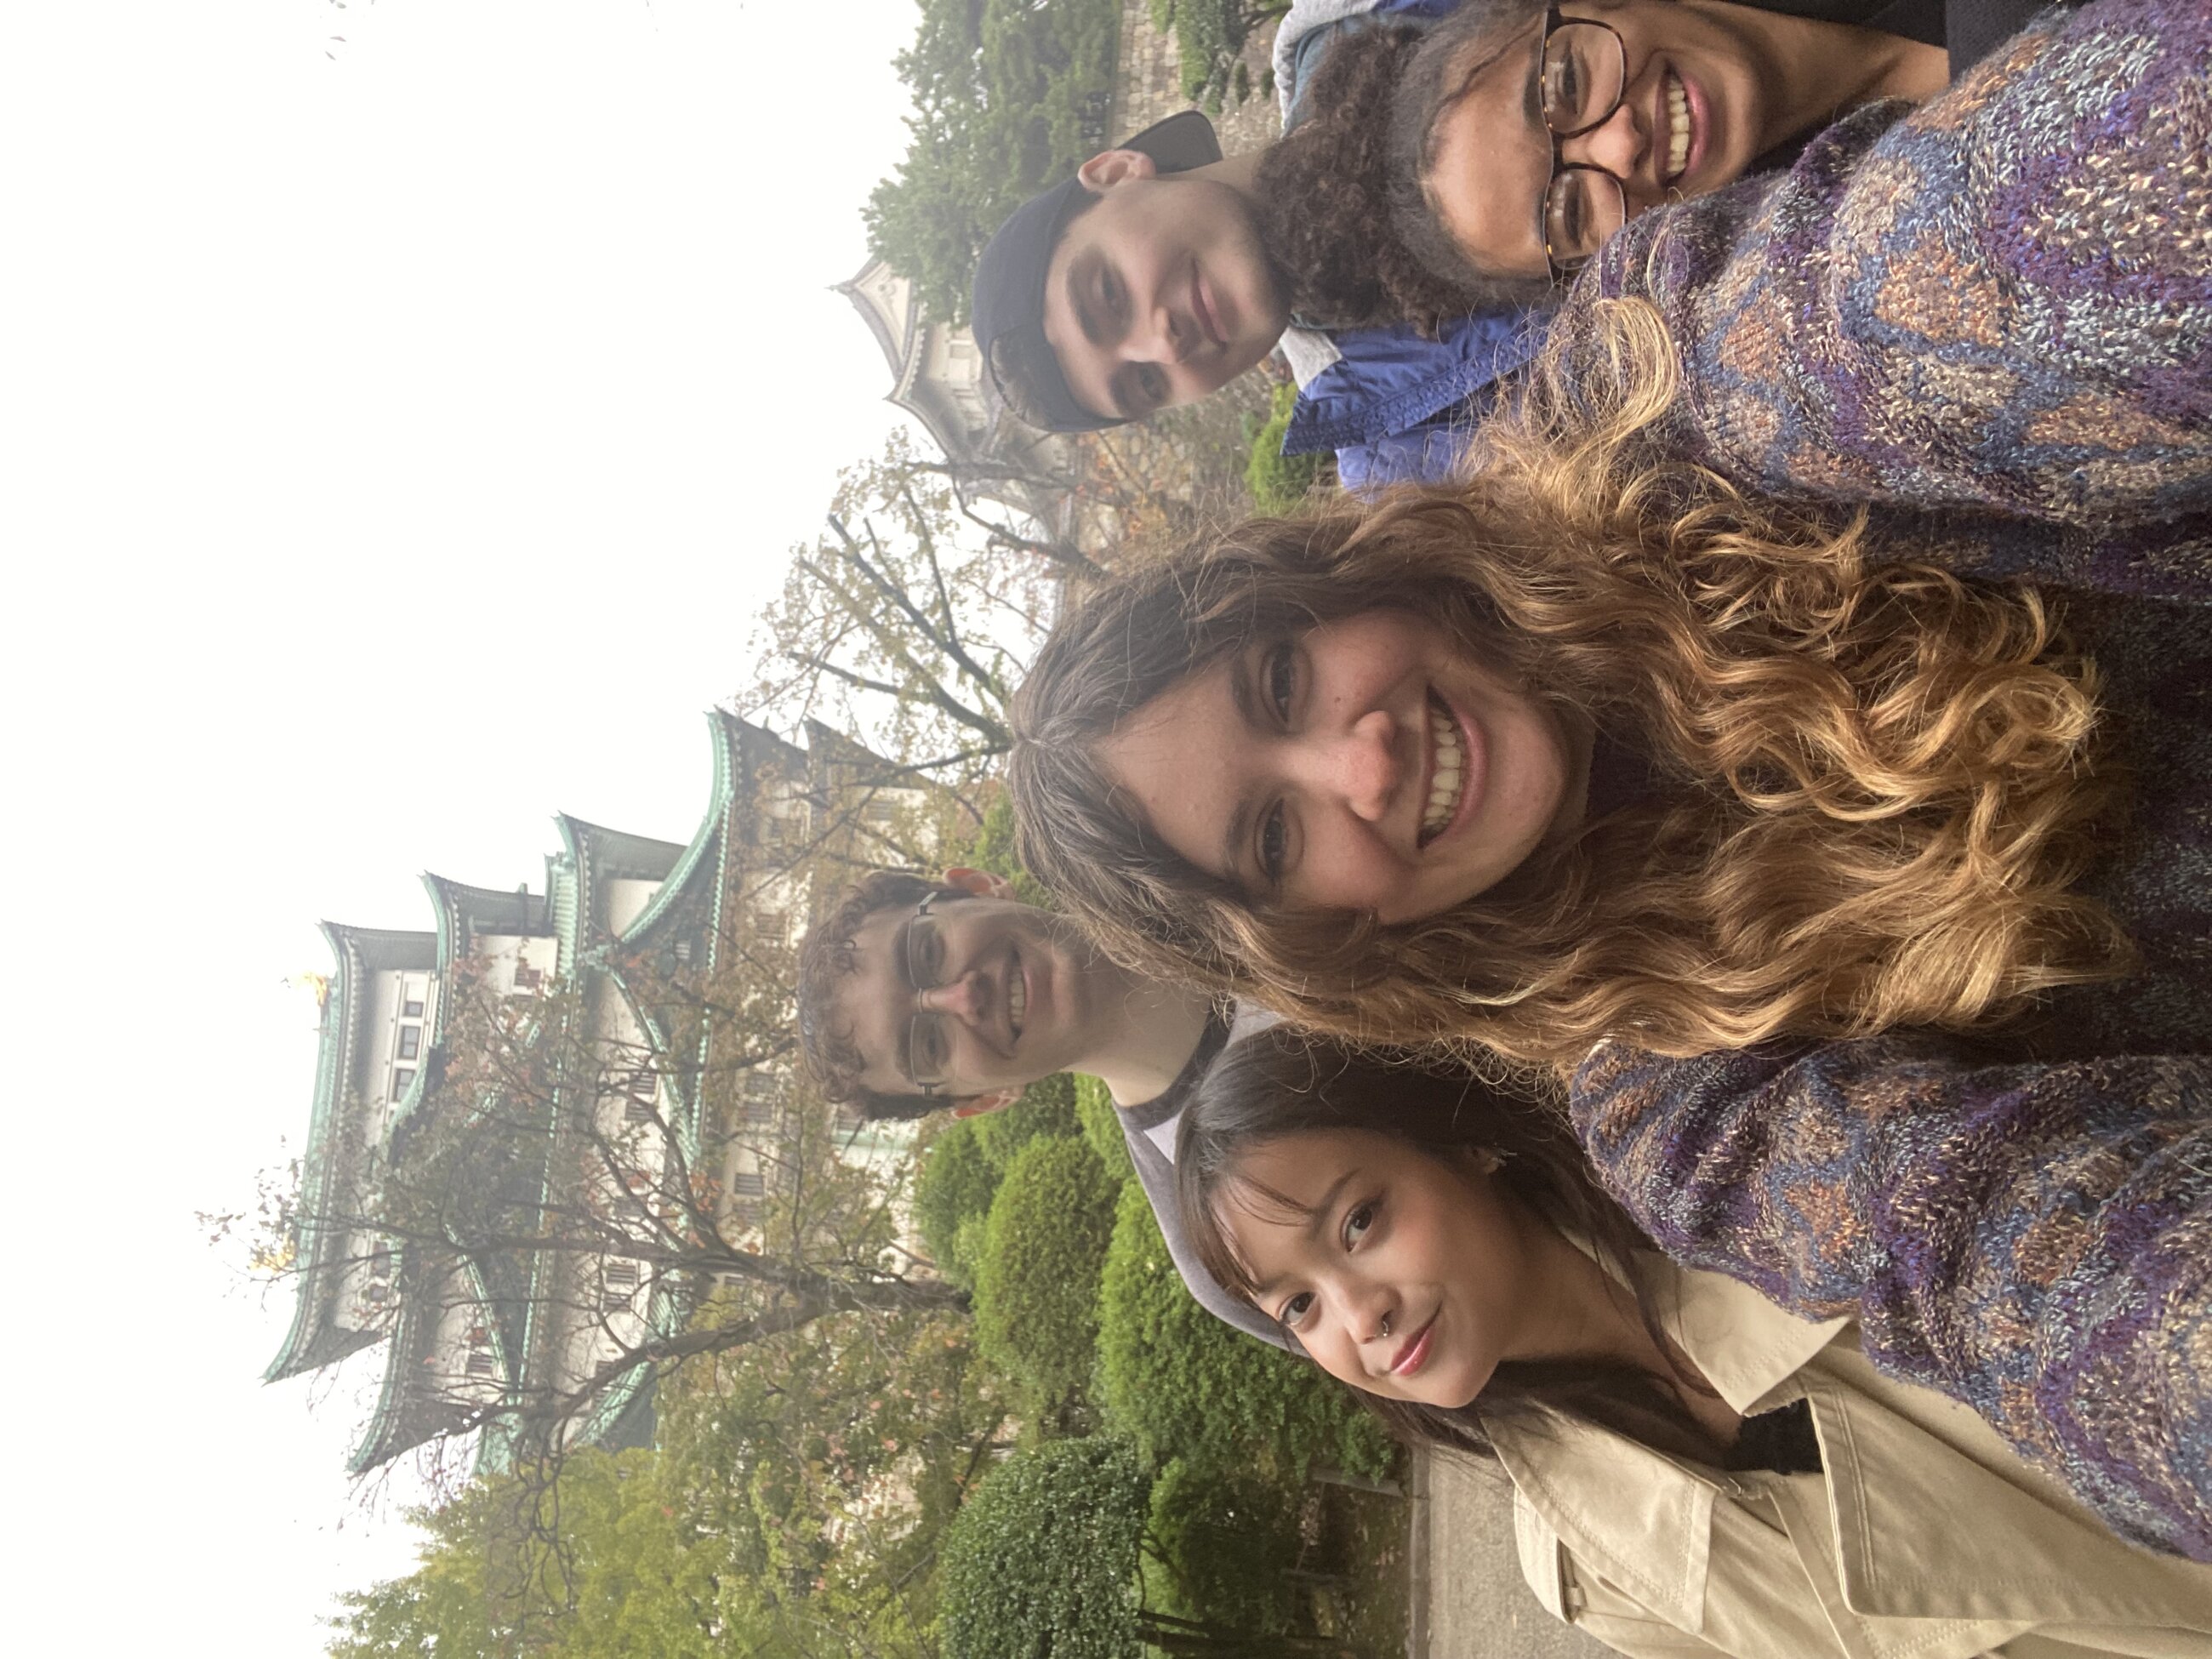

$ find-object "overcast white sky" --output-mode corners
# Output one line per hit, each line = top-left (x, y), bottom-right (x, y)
(2, 3), (932, 1651)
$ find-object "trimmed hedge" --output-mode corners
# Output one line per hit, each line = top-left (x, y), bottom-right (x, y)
(913, 1119), (1002, 1290)
(1147, 1456), (1302, 1636)
(973, 1136), (1122, 1410)
(1074, 1072), (1135, 1182)
(938, 1438), (1148, 1659)
(1246, 379), (1325, 514)
(971, 1070), (1081, 1171)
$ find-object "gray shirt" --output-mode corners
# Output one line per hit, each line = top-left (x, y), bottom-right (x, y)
(1114, 1004), (1291, 1352)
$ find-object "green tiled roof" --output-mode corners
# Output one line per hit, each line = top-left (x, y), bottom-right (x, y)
(265, 922), (433, 1384)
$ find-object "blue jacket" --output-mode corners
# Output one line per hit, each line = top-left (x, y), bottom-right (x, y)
(1272, 0), (1549, 488)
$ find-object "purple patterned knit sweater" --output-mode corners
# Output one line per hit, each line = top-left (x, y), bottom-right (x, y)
(1548, 0), (2212, 591)
(1569, 584), (2212, 1561)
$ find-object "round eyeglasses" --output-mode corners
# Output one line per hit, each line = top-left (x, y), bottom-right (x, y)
(1535, 7), (1631, 282)
(902, 892), (954, 1094)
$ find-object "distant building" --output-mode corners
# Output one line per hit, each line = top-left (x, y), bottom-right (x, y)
(266, 711), (922, 1474)
(836, 256), (1079, 537)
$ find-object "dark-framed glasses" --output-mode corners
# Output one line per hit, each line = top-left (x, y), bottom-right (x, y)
(903, 892), (953, 1093)
(1536, 6), (1630, 282)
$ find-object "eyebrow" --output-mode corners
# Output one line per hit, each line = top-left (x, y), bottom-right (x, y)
(1067, 254), (1103, 350)
(1067, 252), (1149, 419)
(1220, 650), (1267, 882)
(1247, 1167), (1360, 1303)
(1522, 26), (1545, 132)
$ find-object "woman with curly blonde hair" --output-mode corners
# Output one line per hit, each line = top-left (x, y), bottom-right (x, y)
(1006, 301), (2212, 1073)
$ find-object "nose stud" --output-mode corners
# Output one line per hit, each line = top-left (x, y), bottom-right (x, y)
(1380, 1313), (1392, 1340)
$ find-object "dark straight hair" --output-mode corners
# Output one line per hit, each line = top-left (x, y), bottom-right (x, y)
(1176, 1026), (1725, 1465)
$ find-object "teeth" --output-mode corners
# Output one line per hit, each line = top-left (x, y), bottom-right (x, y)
(1666, 73), (1690, 179)
(1007, 966), (1027, 1035)
(1422, 695), (1463, 844)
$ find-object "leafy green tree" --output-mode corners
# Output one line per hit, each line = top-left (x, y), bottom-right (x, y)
(1097, 1181), (1394, 1482)
(972, 1134), (1121, 1411)
(326, 1451), (732, 1659)
(1149, 1), (1286, 109)
(864, 0), (1122, 321)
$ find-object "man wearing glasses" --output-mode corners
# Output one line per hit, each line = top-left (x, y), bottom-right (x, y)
(795, 868), (1286, 1348)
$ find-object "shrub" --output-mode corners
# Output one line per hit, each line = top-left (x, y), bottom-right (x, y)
(1146, 1457), (1302, 1637)
(970, 1070), (1081, 1171)
(1246, 379), (1325, 514)
(913, 1120), (1002, 1290)
(1097, 1182), (1394, 1482)
(1074, 1073), (1136, 1182)
(938, 1438), (1149, 1659)
(973, 1137), (1122, 1411)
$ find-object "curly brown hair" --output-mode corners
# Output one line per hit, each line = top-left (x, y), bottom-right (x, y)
(1006, 299), (2130, 1074)
(1254, 2), (1553, 334)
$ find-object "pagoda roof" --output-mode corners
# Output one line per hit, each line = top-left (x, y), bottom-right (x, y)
(835, 256), (915, 385)
(265, 922), (435, 1384)
(617, 710), (800, 951)
(551, 814), (687, 965)
(346, 1246), (480, 1473)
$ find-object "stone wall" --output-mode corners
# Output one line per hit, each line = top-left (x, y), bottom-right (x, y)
(1109, 2), (1285, 151)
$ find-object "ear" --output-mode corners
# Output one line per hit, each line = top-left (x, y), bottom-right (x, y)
(941, 866), (1014, 900)
(1076, 147), (1160, 193)
(952, 1089), (1020, 1119)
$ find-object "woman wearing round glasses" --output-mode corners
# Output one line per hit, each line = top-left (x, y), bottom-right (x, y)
(1268, 0), (2208, 535)
(1420, 0), (1947, 287)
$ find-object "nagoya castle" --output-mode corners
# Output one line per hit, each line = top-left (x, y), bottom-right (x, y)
(265, 710), (918, 1474)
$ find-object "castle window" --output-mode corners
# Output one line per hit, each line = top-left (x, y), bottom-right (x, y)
(601, 1257), (641, 1311)
(396, 1025), (421, 1060)
(402, 997), (425, 1018)
(623, 1095), (655, 1125)
(731, 1171), (765, 1199)
(392, 1068), (416, 1096)
(465, 1346), (498, 1378)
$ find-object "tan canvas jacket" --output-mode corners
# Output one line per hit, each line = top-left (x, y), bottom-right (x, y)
(1494, 1263), (2212, 1659)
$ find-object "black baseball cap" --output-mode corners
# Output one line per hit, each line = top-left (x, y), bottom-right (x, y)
(970, 110), (1223, 433)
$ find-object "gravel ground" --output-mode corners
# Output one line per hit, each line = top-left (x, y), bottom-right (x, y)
(1411, 1451), (1616, 1659)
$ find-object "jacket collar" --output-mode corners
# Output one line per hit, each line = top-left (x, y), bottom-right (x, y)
(1656, 1252), (1849, 1412)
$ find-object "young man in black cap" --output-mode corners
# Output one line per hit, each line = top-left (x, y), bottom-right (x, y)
(968, 1), (1550, 490)
(971, 111), (1289, 430)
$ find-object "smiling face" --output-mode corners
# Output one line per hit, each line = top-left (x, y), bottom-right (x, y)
(833, 891), (1121, 1102)
(1040, 151), (1290, 422)
(1424, 0), (1814, 282)
(1096, 609), (1584, 924)
(1216, 1128), (1550, 1407)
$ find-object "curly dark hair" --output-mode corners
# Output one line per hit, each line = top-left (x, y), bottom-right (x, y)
(1253, 3), (1553, 335)
(795, 868), (972, 1120)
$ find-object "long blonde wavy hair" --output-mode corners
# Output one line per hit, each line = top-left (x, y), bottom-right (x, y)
(1006, 301), (2131, 1071)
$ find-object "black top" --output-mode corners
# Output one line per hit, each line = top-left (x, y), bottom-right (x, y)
(1724, 1399), (1826, 1474)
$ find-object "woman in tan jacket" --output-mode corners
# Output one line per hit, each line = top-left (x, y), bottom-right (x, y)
(1177, 1028), (2212, 1657)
